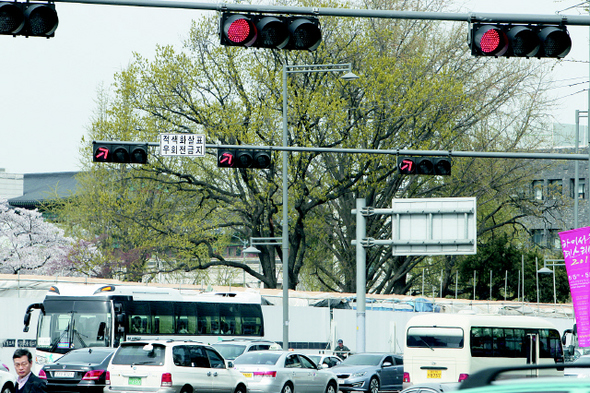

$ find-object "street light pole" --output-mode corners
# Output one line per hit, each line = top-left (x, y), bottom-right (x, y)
(282, 63), (358, 349)
(538, 258), (565, 305)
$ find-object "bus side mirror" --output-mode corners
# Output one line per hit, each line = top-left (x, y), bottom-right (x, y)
(23, 312), (31, 332)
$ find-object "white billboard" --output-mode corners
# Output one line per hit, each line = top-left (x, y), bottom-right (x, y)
(391, 197), (477, 256)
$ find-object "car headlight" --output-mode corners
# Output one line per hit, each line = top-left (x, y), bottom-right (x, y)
(351, 372), (366, 378)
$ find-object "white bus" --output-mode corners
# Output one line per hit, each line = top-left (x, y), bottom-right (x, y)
(23, 283), (265, 370)
(403, 313), (564, 387)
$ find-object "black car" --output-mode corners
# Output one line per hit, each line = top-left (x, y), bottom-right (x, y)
(40, 347), (115, 393)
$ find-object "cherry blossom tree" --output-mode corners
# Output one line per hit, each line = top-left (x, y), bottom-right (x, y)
(0, 199), (81, 275)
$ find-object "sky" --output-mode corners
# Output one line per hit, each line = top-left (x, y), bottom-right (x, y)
(1, 0), (589, 174)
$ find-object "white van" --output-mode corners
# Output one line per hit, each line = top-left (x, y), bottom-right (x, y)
(106, 340), (248, 393)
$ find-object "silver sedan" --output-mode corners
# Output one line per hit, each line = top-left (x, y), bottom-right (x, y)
(233, 351), (338, 393)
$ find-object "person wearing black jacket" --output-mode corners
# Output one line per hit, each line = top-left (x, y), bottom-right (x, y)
(13, 349), (47, 393)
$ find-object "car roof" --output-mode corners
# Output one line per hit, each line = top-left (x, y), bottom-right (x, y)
(459, 363), (590, 390)
(119, 339), (209, 347)
(212, 339), (278, 345)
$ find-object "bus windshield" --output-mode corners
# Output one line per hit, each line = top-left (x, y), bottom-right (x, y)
(36, 299), (112, 354)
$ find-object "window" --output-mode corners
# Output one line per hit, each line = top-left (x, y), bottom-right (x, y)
(548, 230), (561, 249)
(532, 180), (544, 200)
(570, 179), (586, 199)
(406, 327), (464, 348)
(532, 230), (545, 246)
(547, 179), (563, 199)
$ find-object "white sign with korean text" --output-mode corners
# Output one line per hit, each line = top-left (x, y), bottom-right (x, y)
(159, 134), (206, 157)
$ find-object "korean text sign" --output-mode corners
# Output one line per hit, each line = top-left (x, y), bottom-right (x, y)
(559, 226), (590, 347)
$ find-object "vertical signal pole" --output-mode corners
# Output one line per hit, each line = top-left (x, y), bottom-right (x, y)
(355, 198), (366, 353)
(282, 65), (290, 350)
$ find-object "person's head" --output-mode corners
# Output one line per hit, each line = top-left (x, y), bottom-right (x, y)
(337, 339), (344, 347)
(133, 316), (141, 326)
(13, 349), (32, 378)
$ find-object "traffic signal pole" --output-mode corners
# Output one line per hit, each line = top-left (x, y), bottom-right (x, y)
(43, 0), (590, 27)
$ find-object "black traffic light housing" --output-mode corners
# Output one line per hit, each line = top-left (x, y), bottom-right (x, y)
(93, 141), (149, 164)
(470, 23), (571, 58)
(0, 1), (58, 37)
(217, 149), (271, 169)
(397, 156), (451, 176)
(219, 12), (321, 51)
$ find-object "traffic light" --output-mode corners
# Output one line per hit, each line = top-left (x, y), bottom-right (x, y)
(217, 149), (271, 169)
(92, 141), (149, 164)
(470, 23), (571, 58)
(397, 157), (451, 176)
(219, 13), (321, 51)
(0, 1), (58, 37)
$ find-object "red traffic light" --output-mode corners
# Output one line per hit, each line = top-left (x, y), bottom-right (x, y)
(471, 23), (571, 58)
(219, 13), (321, 51)
(472, 25), (508, 56)
(398, 158), (416, 175)
(222, 14), (256, 46)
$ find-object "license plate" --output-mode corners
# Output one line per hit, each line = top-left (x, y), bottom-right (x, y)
(427, 370), (442, 379)
(54, 371), (75, 378)
(128, 377), (142, 385)
(241, 373), (253, 378)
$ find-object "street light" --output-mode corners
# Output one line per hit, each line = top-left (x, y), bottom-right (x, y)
(282, 63), (358, 349)
(537, 258), (565, 305)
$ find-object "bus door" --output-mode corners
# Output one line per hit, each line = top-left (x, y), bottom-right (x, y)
(526, 333), (540, 377)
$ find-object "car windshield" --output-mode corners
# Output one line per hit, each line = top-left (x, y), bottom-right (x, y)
(111, 344), (166, 366)
(211, 344), (247, 360)
(340, 354), (383, 366)
(308, 355), (321, 364)
(234, 352), (281, 365)
(57, 349), (113, 364)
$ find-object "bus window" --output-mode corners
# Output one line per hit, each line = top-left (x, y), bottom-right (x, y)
(127, 302), (150, 334)
(175, 303), (197, 334)
(407, 327), (464, 348)
(151, 303), (174, 334)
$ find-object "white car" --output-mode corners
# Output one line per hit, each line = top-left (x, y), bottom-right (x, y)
(0, 365), (16, 393)
(233, 351), (338, 393)
(306, 354), (342, 369)
(106, 340), (248, 393)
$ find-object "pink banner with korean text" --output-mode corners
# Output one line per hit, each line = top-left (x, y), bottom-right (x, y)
(559, 226), (590, 347)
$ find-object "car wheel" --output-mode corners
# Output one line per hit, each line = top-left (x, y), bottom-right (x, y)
(326, 381), (337, 393)
(368, 377), (379, 393)
(281, 382), (294, 393)
(180, 387), (192, 393)
(234, 384), (247, 393)
(1, 384), (13, 393)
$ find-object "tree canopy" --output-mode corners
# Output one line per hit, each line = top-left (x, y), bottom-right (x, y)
(55, 0), (562, 294)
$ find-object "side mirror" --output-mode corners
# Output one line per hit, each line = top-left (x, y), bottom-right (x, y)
(227, 361), (234, 369)
(383, 362), (393, 367)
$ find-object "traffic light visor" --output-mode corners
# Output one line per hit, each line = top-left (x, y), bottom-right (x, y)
(538, 26), (571, 58)
(507, 26), (540, 57)
(287, 17), (321, 50)
(256, 16), (289, 48)
(0, 3), (24, 34)
(25, 3), (57, 36)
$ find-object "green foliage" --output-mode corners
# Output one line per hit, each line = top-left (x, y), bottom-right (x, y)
(53, 0), (562, 291)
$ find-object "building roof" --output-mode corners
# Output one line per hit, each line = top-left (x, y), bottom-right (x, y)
(8, 172), (79, 209)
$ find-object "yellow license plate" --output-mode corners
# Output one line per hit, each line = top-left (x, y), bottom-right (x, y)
(241, 373), (253, 378)
(427, 370), (442, 379)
